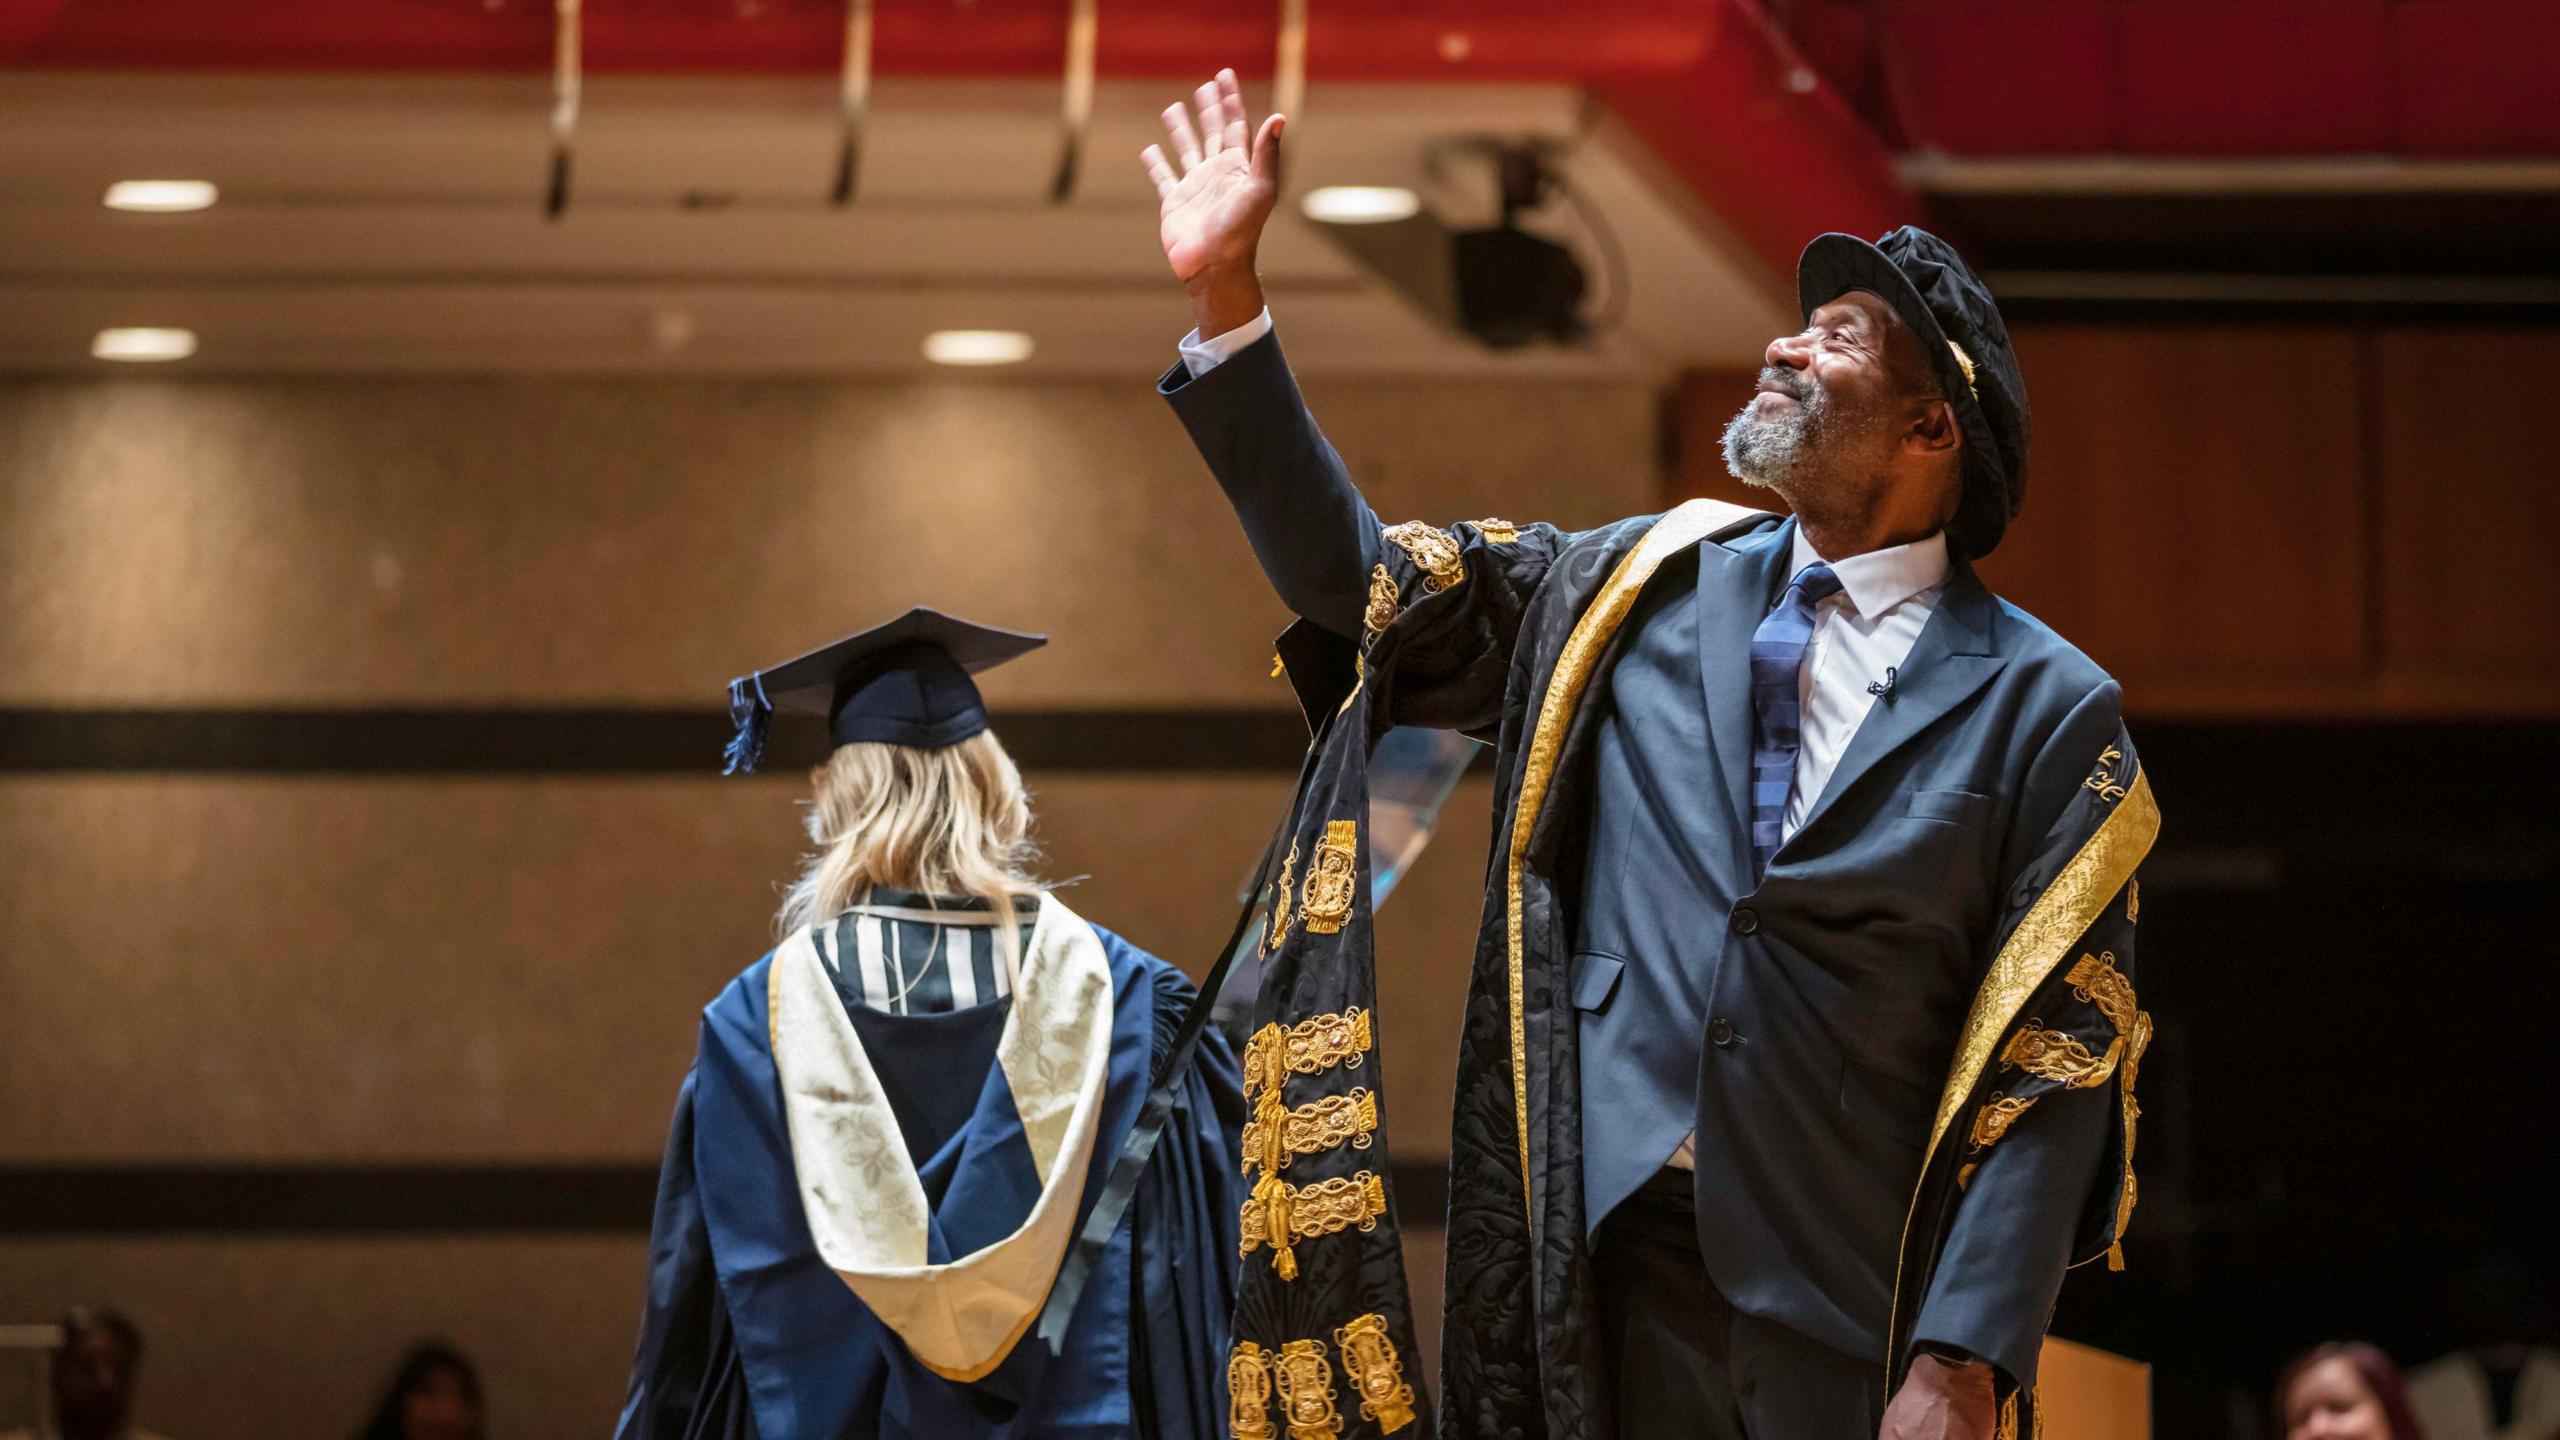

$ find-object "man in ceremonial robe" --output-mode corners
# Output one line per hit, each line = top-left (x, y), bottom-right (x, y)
(1138, 74), (2160, 1440)
(616, 609), (1248, 1440)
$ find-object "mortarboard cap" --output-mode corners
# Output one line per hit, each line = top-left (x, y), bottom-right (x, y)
(722, 607), (1046, 775)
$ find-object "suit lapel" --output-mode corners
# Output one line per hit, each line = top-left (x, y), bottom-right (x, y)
(1792, 560), (2006, 844)
(1697, 518), (1797, 843)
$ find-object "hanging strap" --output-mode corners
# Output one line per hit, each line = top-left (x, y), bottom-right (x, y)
(1033, 744), (1314, 1353)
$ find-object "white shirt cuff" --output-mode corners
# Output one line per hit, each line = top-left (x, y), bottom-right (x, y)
(1177, 307), (1274, 378)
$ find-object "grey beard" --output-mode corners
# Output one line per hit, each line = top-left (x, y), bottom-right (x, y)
(1721, 388), (1820, 491)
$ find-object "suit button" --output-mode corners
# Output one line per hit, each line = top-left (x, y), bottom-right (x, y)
(1730, 907), (1759, 936)
(1709, 1018), (1737, 1047)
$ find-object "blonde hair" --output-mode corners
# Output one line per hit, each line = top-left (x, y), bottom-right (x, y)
(775, 731), (1045, 957)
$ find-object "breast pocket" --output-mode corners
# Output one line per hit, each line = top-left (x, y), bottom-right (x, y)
(1569, 951), (1626, 1015)
(1906, 787), (1990, 826)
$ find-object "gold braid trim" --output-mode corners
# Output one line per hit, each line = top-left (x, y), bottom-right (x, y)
(1472, 517), (1520, 544)
(1274, 1339), (1343, 1440)
(1968, 1094), (2035, 1152)
(1240, 1171), (1389, 1273)
(1995, 1389), (2019, 1440)
(1335, 1313), (1419, 1433)
(1241, 1088), (1379, 1175)
(1301, 820), (1359, 935)
(2064, 951), (2139, 1036)
(1243, 1009), (1373, 1101)
(1229, 1342), (1278, 1440)
(1364, 564), (1401, 639)
(1382, 521), (1465, 594)
(2001, 1025), (2124, 1089)
(2127, 876), (2140, 924)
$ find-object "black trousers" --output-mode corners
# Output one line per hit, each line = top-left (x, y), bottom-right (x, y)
(1591, 1169), (1888, 1440)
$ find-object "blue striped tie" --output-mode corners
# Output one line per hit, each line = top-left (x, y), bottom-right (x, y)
(1749, 561), (1843, 875)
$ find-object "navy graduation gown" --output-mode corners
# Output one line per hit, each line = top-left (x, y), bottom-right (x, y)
(617, 920), (1245, 1440)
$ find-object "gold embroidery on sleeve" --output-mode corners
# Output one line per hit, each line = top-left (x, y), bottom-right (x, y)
(2126, 876), (2140, 924)
(1274, 1339), (1343, 1440)
(1229, 1342), (1278, 1440)
(1365, 563), (1401, 638)
(1240, 1171), (1389, 1269)
(2065, 952), (2139, 1037)
(1472, 517), (1520, 544)
(2000, 1024), (2124, 1089)
(1301, 820), (1360, 935)
(1240, 1088), (1380, 1174)
(1382, 521), (1465, 594)
(1335, 1313), (1419, 1433)
(1243, 1009), (1374, 1103)
(1265, 839), (1299, 956)
(2085, 745), (2130, 803)
(1968, 1093), (2035, 1152)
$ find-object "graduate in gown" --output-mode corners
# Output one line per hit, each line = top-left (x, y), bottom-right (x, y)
(616, 608), (1247, 1440)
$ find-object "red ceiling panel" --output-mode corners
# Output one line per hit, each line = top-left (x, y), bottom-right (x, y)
(1876, 0), (2117, 154)
(2117, 1), (2394, 154)
(2394, 0), (2560, 152)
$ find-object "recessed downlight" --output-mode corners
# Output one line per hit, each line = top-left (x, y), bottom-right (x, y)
(923, 330), (1035, 367)
(103, 180), (219, 213)
(92, 328), (198, 362)
(1301, 185), (1422, 224)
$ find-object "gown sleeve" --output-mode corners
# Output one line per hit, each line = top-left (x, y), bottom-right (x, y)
(616, 1070), (762, 1440)
(1128, 962), (1251, 1440)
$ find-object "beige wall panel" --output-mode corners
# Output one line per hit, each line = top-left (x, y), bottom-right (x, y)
(0, 1235), (645, 1440)
(0, 768), (1501, 1162)
(0, 375), (1655, 707)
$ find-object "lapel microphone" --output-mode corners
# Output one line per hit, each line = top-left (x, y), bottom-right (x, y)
(1867, 666), (1899, 704)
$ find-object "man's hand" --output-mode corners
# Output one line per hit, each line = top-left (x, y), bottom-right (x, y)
(1880, 1352), (2000, 1440)
(1140, 68), (1284, 340)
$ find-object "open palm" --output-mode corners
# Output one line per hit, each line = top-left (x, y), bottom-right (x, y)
(1141, 69), (1285, 284)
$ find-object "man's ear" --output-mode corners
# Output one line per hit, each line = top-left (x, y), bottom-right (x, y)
(1906, 397), (1962, 458)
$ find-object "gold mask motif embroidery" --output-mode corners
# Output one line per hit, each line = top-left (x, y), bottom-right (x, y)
(1334, 1312), (1418, 1433)
(1301, 820), (1359, 935)
(1472, 517), (1520, 544)
(1274, 1339), (1343, 1440)
(1382, 520), (1465, 594)
(1229, 1342), (1277, 1440)
(2001, 1024), (2123, 1089)
(2064, 952), (2139, 1037)
(1364, 563), (1400, 638)
(1968, 1093), (2035, 1152)
(1240, 1088), (1380, 1175)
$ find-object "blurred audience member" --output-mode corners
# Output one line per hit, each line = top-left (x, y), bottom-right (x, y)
(2408, 1345), (2560, 1440)
(2277, 1342), (2428, 1440)
(0, 1307), (173, 1440)
(353, 1343), (484, 1440)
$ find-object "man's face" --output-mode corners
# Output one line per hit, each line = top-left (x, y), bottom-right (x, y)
(53, 1328), (137, 1433)
(1720, 290), (1928, 503)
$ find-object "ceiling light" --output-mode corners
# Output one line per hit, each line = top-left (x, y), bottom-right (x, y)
(1301, 186), (1422, 224)
(102, 180), (218, 213)
(92, 328), (198, 363)
(923, 330), (1034, 367)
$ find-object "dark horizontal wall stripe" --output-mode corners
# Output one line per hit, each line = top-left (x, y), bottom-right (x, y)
(0, 708), (1314, 775)
(0, 1161), (1451, 1237)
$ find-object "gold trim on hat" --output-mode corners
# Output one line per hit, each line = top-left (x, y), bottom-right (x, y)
(1946, 340), (1979, 399)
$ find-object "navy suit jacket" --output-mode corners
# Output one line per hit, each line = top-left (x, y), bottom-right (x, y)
(1161, 329), (2134, 1388)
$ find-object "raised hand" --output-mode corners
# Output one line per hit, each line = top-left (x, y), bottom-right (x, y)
(1141, 68), (1283, 336)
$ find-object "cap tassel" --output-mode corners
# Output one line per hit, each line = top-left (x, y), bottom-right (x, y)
(723, 673), (772, 775)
